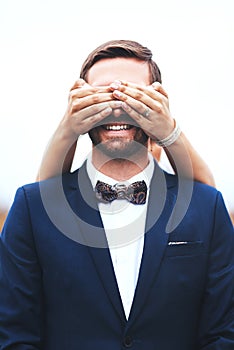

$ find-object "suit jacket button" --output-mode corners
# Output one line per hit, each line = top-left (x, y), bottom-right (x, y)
(123, 335), (133, 348)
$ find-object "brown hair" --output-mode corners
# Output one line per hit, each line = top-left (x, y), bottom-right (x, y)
(79, 39), (162, 84)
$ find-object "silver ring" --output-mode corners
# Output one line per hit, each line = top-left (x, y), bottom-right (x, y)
(143, 107), (150, 118)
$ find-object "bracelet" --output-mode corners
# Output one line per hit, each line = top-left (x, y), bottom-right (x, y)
(155, 120), (181, 147)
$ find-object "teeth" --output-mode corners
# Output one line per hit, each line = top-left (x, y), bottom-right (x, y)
(105, 125), (130, 131)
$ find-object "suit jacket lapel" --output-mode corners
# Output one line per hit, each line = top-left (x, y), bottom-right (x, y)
(127, 164), (177, 325)
(66, 164), (126, 322)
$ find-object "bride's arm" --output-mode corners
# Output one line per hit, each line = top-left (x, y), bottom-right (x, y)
(149, 136), (215, 186)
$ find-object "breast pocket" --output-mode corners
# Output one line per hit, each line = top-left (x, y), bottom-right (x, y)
(161, 241), (207, 295)
(165, 241), (205, 257)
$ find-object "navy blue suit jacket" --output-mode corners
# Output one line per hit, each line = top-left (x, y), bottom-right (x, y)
(0, 162), (234, 349)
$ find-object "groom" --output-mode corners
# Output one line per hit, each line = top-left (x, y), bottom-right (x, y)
(0, 39), (234, 349)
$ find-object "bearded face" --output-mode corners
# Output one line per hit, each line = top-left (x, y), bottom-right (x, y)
(88, 113), (149, 159)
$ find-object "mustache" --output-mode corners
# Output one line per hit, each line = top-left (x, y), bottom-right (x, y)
(94, 113), (140, 128)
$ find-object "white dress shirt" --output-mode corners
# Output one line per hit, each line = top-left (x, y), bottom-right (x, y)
(86, 154), (154, 319)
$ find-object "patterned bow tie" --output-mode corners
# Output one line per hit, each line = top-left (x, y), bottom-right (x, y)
(95, 180), (147, 205)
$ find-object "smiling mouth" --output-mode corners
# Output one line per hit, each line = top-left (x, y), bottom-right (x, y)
(104, 124), (133, 131)
(94, 113), (139, 130)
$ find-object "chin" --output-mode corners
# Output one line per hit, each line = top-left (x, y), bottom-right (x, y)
(94, 139), (148, 160)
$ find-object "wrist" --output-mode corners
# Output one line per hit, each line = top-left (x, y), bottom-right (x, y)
(155, 119), (181, 148)
(57, 118), (79, 144)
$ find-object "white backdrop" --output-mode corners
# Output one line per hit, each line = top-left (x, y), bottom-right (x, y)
(0, 0), (233, 212)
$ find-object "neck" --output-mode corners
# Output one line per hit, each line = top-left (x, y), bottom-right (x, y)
(91, 148), (149, 181)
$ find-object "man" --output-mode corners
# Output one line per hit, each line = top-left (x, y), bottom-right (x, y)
(0, 40), (234, 349)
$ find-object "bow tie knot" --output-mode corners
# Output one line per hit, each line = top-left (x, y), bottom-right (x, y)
(95, 180), (147, 205)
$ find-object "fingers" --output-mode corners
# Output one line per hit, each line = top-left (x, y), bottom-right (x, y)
(70, 79), (168, 105)
(65, 79), (124, 136)
(110, 80), (169, 114)
(65, 99), (124, 136)
(121, 101), (148, 124)
(112, 85), (162, 116)
(68, 79), (113, 112)
(70, 92), (114, 114)
(151, 82), (169, 98)
(81, 100), (122, 120)
(66, 78), (171, 139)
(69, 80), (113, 105)
(76, 104), (112, 135)
(107, 80), (174, 141)
(70, 78), (87, 91)
(65, 100), (125, 136)
(110, 79), (168, 100)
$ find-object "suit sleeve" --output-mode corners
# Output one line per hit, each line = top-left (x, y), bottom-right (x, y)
(0, 187), (44, 349)
(198, 191), (234, 349)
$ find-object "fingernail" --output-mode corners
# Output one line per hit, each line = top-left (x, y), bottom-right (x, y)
(114, 79), (122, 85)
(110, 83), (120, 90)
(113, 90), (122, 98)
(152, 82), (160, 87)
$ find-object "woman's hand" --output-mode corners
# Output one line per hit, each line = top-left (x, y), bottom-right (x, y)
(61, 78), (122, 140)
(110, 80), (175, 142)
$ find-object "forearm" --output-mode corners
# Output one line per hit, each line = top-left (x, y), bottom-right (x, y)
(164, 132), (216, 187)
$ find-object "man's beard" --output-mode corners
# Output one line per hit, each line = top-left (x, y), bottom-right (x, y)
(88, 127), (149, 159)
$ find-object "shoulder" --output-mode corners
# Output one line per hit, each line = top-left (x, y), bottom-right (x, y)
(22, 169), (80, 193)
(162, 172), (233, 234)
(8, 170), (80, 213)
(164, 171), (218, 194)
(162, 171), (226, 211)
